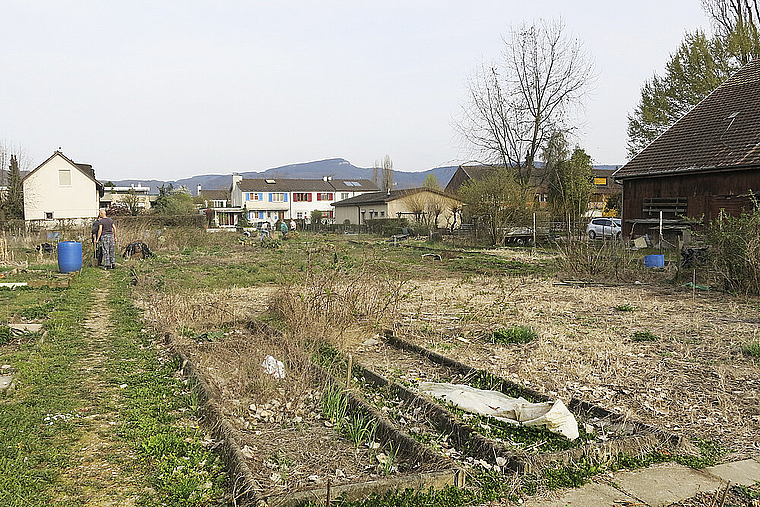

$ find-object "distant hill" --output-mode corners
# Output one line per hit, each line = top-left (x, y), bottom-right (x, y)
(107, 158), (621, 194)
(109, 158), (459, 194)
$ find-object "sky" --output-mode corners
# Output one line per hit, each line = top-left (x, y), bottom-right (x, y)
(0, 1), (711, 180)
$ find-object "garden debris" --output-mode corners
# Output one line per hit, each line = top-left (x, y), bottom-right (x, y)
(122, 241), (153, 259)
(9, 323), (43, 335)
(262, 355), (285, 379)
(0, 374), (13, 392)
(361, 337), (380, 347)
(419, 382), (579, 440)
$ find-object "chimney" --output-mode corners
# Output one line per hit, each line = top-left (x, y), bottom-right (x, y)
(232, 173), (243, 187)
(197, 184), (202, 196)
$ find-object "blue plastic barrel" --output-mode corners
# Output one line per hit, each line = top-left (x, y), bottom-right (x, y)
(57, 241), (83, 273)
(644, 254), (665, 268)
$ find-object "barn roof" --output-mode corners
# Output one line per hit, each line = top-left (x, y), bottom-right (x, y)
(615, 58), (760, 180)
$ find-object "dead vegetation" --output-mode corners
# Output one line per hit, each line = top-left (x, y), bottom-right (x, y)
(394, 276), (760, 458)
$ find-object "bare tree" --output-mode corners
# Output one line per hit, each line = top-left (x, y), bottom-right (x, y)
(703, 0), (759, 36)
(372, 160), (380, 187)
(457, 19), (593, 199)
(381, 155), (394, 192)
(702, 0), (760, 64)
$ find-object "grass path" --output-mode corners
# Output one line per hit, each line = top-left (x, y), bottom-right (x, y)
(0, 268), (226, 506)
(54, 280), (146, 505)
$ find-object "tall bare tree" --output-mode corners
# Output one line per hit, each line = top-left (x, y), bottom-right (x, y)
(372, 160), (380, 187)
(457, 19), (593, 198)
(703, 0), (759, 36)
(381, 154), (394, 192)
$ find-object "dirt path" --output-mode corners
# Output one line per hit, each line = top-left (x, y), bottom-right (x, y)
(54, 279), (146, 506)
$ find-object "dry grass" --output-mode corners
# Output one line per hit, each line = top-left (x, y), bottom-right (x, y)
(393, 275), (760, 457)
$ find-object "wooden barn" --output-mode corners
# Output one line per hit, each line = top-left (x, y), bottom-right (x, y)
(614, 58), (760, 240)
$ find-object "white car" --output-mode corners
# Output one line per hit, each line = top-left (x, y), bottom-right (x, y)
(586, 217), (622, 240)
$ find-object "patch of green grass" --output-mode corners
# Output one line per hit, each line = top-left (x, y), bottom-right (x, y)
(614, 303), (637, 312)
(736, 483), (760, 499)
(109, 276), (227, 506)
(0, 325), (12, 345)
(0, 270), (97, 506)
(490, 325), (536, 344)
(631, 330), (658, 342)
(741, 340), (760, 357)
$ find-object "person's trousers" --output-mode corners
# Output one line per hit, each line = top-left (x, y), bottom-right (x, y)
(101, 234), (115, 268)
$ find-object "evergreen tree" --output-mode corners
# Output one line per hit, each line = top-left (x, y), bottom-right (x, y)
(627, 24), (760, 158)
(547, 145), (593, 221)
(5, 155), (24, 219)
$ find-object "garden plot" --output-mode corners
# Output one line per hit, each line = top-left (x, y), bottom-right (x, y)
(346, 334), (674, 474)
(392, 276), (760, 458)
(169, 327), (460, 505)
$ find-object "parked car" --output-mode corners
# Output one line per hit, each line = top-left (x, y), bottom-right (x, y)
(586, 217), (622, 240)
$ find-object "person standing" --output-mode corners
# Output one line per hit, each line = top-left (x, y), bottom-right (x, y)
(289, 219), (296, 232)
(91, 215), (102, 267)
(96, 209), (117, 269)
(259, 221), (270, 240)
(280, 220), (288, 239)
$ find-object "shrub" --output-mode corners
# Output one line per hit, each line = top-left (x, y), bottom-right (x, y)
(702, 205), (760, 295)
(490, 325), (536, 344)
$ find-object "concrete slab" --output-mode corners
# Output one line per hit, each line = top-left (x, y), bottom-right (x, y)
(0, 375), (13, 391)
(524, 482), (640, 507)
(613, 463), (723, 507)
(10, 323), (43, 334)
(706, 459), (760, 487)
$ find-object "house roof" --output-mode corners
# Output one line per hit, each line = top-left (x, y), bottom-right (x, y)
(237, 178), (378, 192)
(22, 151), (104, 192)
(332, 187), (461, 206)
(199, 189), (230, 200)
(446, 164), (619, 193)
(615, 58), (760, 180)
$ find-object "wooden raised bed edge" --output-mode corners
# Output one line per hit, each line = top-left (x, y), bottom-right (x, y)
(166, 332), (464, 507)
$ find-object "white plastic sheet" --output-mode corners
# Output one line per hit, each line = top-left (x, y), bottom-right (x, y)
(419, 382), (579, 440)
(262, 355), (285, 380)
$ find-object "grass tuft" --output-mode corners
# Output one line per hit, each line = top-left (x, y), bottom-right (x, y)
(614, 303), (637, 312)
(490, 325), (537, 344)
(631, 330), (658, 342)
(741, 340), (760, 357)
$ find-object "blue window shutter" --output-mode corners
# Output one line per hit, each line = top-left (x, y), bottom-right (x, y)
(245, 193), (249, 201)
(259, 212), (264, 219)
(259, 193), (263, 201)
(284, 193), (288, 202)
(269, 193), (272, 202)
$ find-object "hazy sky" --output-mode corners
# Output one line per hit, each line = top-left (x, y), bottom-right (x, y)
(1, 1), (710, 180)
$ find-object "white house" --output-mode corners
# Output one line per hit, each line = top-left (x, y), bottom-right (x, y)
(230, 175), (377, 224)
(22, 151), (104, 222)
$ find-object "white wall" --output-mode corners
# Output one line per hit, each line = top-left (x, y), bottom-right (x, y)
(23, 154), (99, 220)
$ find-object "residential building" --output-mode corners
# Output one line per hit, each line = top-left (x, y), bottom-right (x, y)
(614, 58), (760, 239)
(100, 183), (154, 211)
(332, 188), (464, 228)
(22, 150), (104, 222)
(229, 175), (377, 224)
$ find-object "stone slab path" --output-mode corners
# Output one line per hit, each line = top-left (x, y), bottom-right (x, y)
(526, 458), (760, 507)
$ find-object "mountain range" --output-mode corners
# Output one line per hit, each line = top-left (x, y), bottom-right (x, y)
(107, 158), (620, 194)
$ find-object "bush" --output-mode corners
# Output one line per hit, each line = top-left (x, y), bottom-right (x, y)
(702, 206), (760, 295)
(364, 218), (410, 236)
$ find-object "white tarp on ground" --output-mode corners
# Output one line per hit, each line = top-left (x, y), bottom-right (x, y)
(419, 382), (579, 440)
